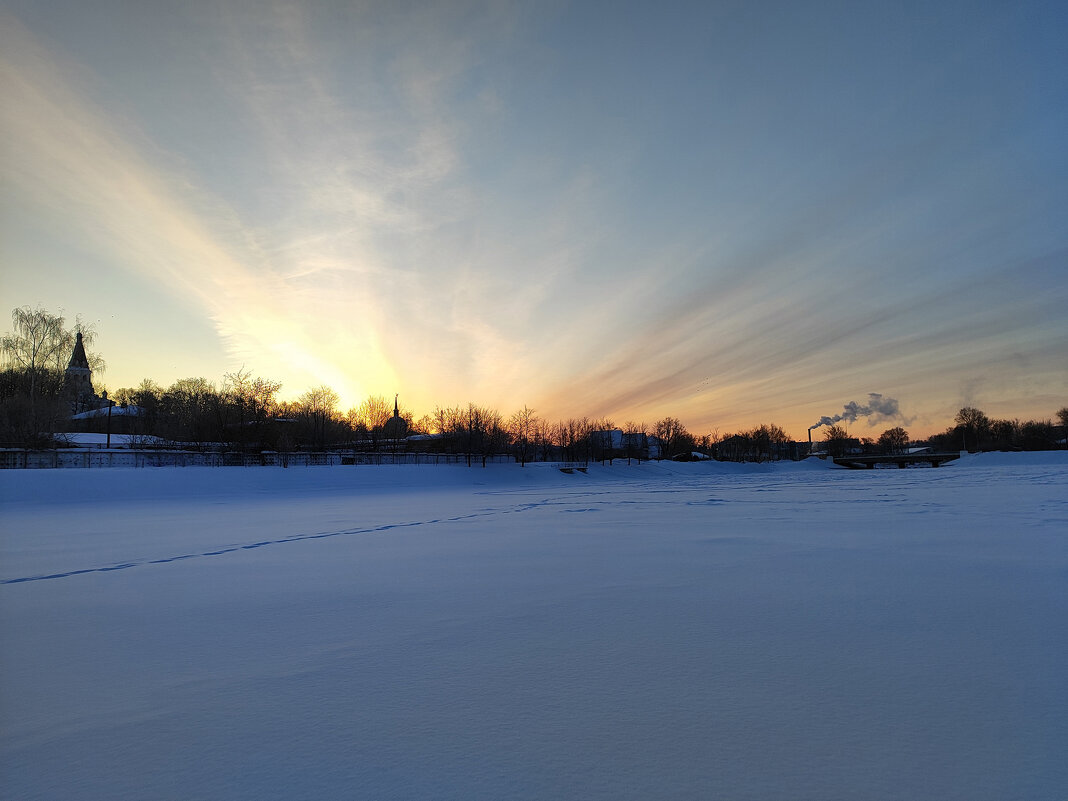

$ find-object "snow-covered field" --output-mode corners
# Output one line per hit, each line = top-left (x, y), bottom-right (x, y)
(2, 454), (1066, 800)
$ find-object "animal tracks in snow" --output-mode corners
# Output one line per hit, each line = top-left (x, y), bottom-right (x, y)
(1, 494), (625, 585)
(6, 457), (1063, 585)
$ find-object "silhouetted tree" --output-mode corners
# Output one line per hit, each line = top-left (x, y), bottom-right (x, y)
(654, 417), (691, 460)
(555, 417), (592, 462)
(622, 420), (647, 463)
(357, 394), (392, 451)
(1, 307), (105, 392)
(297, 385), (340, 450)
(460, 404), (505, 464)
(222, 368), (282, 448)
(508, 406), (538, 465)
(158, 377), (221, 448)
(0, 367), (67, 447)
(823, 424), (853, 457)
(987, 419), (1019, 450)
(714, 424), (790, 462)
(749, 423), (790, 461)
(955, 407), (990, 452)
(877, 427), (909, 454)
(427, 405), (459, 452)
(0, 306), (106, 445)
(532, 418), (554, 462)
(110, 379), (163, 443)
(1018, 419), (1056, 451)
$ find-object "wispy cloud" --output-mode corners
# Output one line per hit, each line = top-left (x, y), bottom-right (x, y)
(2, 7), (491, 405)
(3, 3), (1065, 435)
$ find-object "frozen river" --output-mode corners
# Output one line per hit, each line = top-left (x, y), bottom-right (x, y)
(2, 453), (1066, 800)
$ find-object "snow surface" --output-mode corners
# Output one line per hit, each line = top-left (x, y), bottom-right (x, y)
(1, 454), (1066, 800)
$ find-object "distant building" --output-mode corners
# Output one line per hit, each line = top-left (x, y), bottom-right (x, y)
(589, 428), (660, 460)
(69, 404), (144, 438)
(382, 394), (409, 440)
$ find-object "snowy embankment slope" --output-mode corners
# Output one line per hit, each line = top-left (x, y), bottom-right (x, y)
(1, 454), (1066, 800)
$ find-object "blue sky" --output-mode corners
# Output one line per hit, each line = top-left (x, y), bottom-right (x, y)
(2, 0), (1065, 436)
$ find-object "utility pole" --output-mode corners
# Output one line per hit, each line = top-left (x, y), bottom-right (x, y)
(103, 390), (114, 448)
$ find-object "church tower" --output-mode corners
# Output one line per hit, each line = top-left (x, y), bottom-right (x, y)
(383, 393), (408, 440)
(64, 332), (95, 411)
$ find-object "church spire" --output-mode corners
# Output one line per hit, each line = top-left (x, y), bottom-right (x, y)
(67, 332), (90, 371)
(64, 331), (94, 411)
(383, 393), (408, 440)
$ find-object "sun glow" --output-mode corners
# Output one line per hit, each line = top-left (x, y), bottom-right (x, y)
(2, 4), (1065, 439)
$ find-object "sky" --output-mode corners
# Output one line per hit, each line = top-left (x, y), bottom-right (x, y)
(1, 0), (1065, 438)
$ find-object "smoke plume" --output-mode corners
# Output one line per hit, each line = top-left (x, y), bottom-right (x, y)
(809, 393), (904, 430)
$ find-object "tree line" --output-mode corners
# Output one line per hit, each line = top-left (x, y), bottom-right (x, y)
(926, 407), (1067, 454)
(2, 306), (1065, 460)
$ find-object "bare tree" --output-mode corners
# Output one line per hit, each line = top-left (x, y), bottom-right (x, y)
(223, 368), (282, 447)
(2, 306), (104, 374)
(472, 404), (506, 463)
(1, 307), (104, 419)
(508, 405), (539, 465)
(622, 420), (647, 463)
(110, 378), (163, 441)
(877, 427), (909, 454)
(567, 417), (593, 463)
(554, 417), (590, 462)
(298, 385), (340, 450)
(412, 414), (435, 436)
(534, 417), (555, 462)
(747, 423), (789, 461)
(345, 407), (368, 440)
(654, 417), (690, 460)
(225, 368), (282, 421)
(427, 405), (458, 451)
(160, 377), (220, 448)
(1, 307), (66, 393)
(1018, 419), (1056, 450)
(589, 417), (615, 463)
(823, 424), (853, 457)
(0, 307), (110, 446)
(988, 419), (1019, 450)
(955, 407), (990, 452)
(357, 395), (392, 451)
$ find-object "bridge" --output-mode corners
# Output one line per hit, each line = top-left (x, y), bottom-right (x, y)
(833, 452), (961, 470)
(554, 462), (589, 473)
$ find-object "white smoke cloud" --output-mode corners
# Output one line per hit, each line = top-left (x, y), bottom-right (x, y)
(809, 393), (906, 430)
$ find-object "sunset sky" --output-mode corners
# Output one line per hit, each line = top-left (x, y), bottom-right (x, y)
(2, 0), (1065, 438)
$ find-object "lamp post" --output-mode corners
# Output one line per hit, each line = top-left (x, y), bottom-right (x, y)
(102, 390), (114, 449)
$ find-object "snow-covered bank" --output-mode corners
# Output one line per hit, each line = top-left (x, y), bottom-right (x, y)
(2, 454), (1066, 800)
